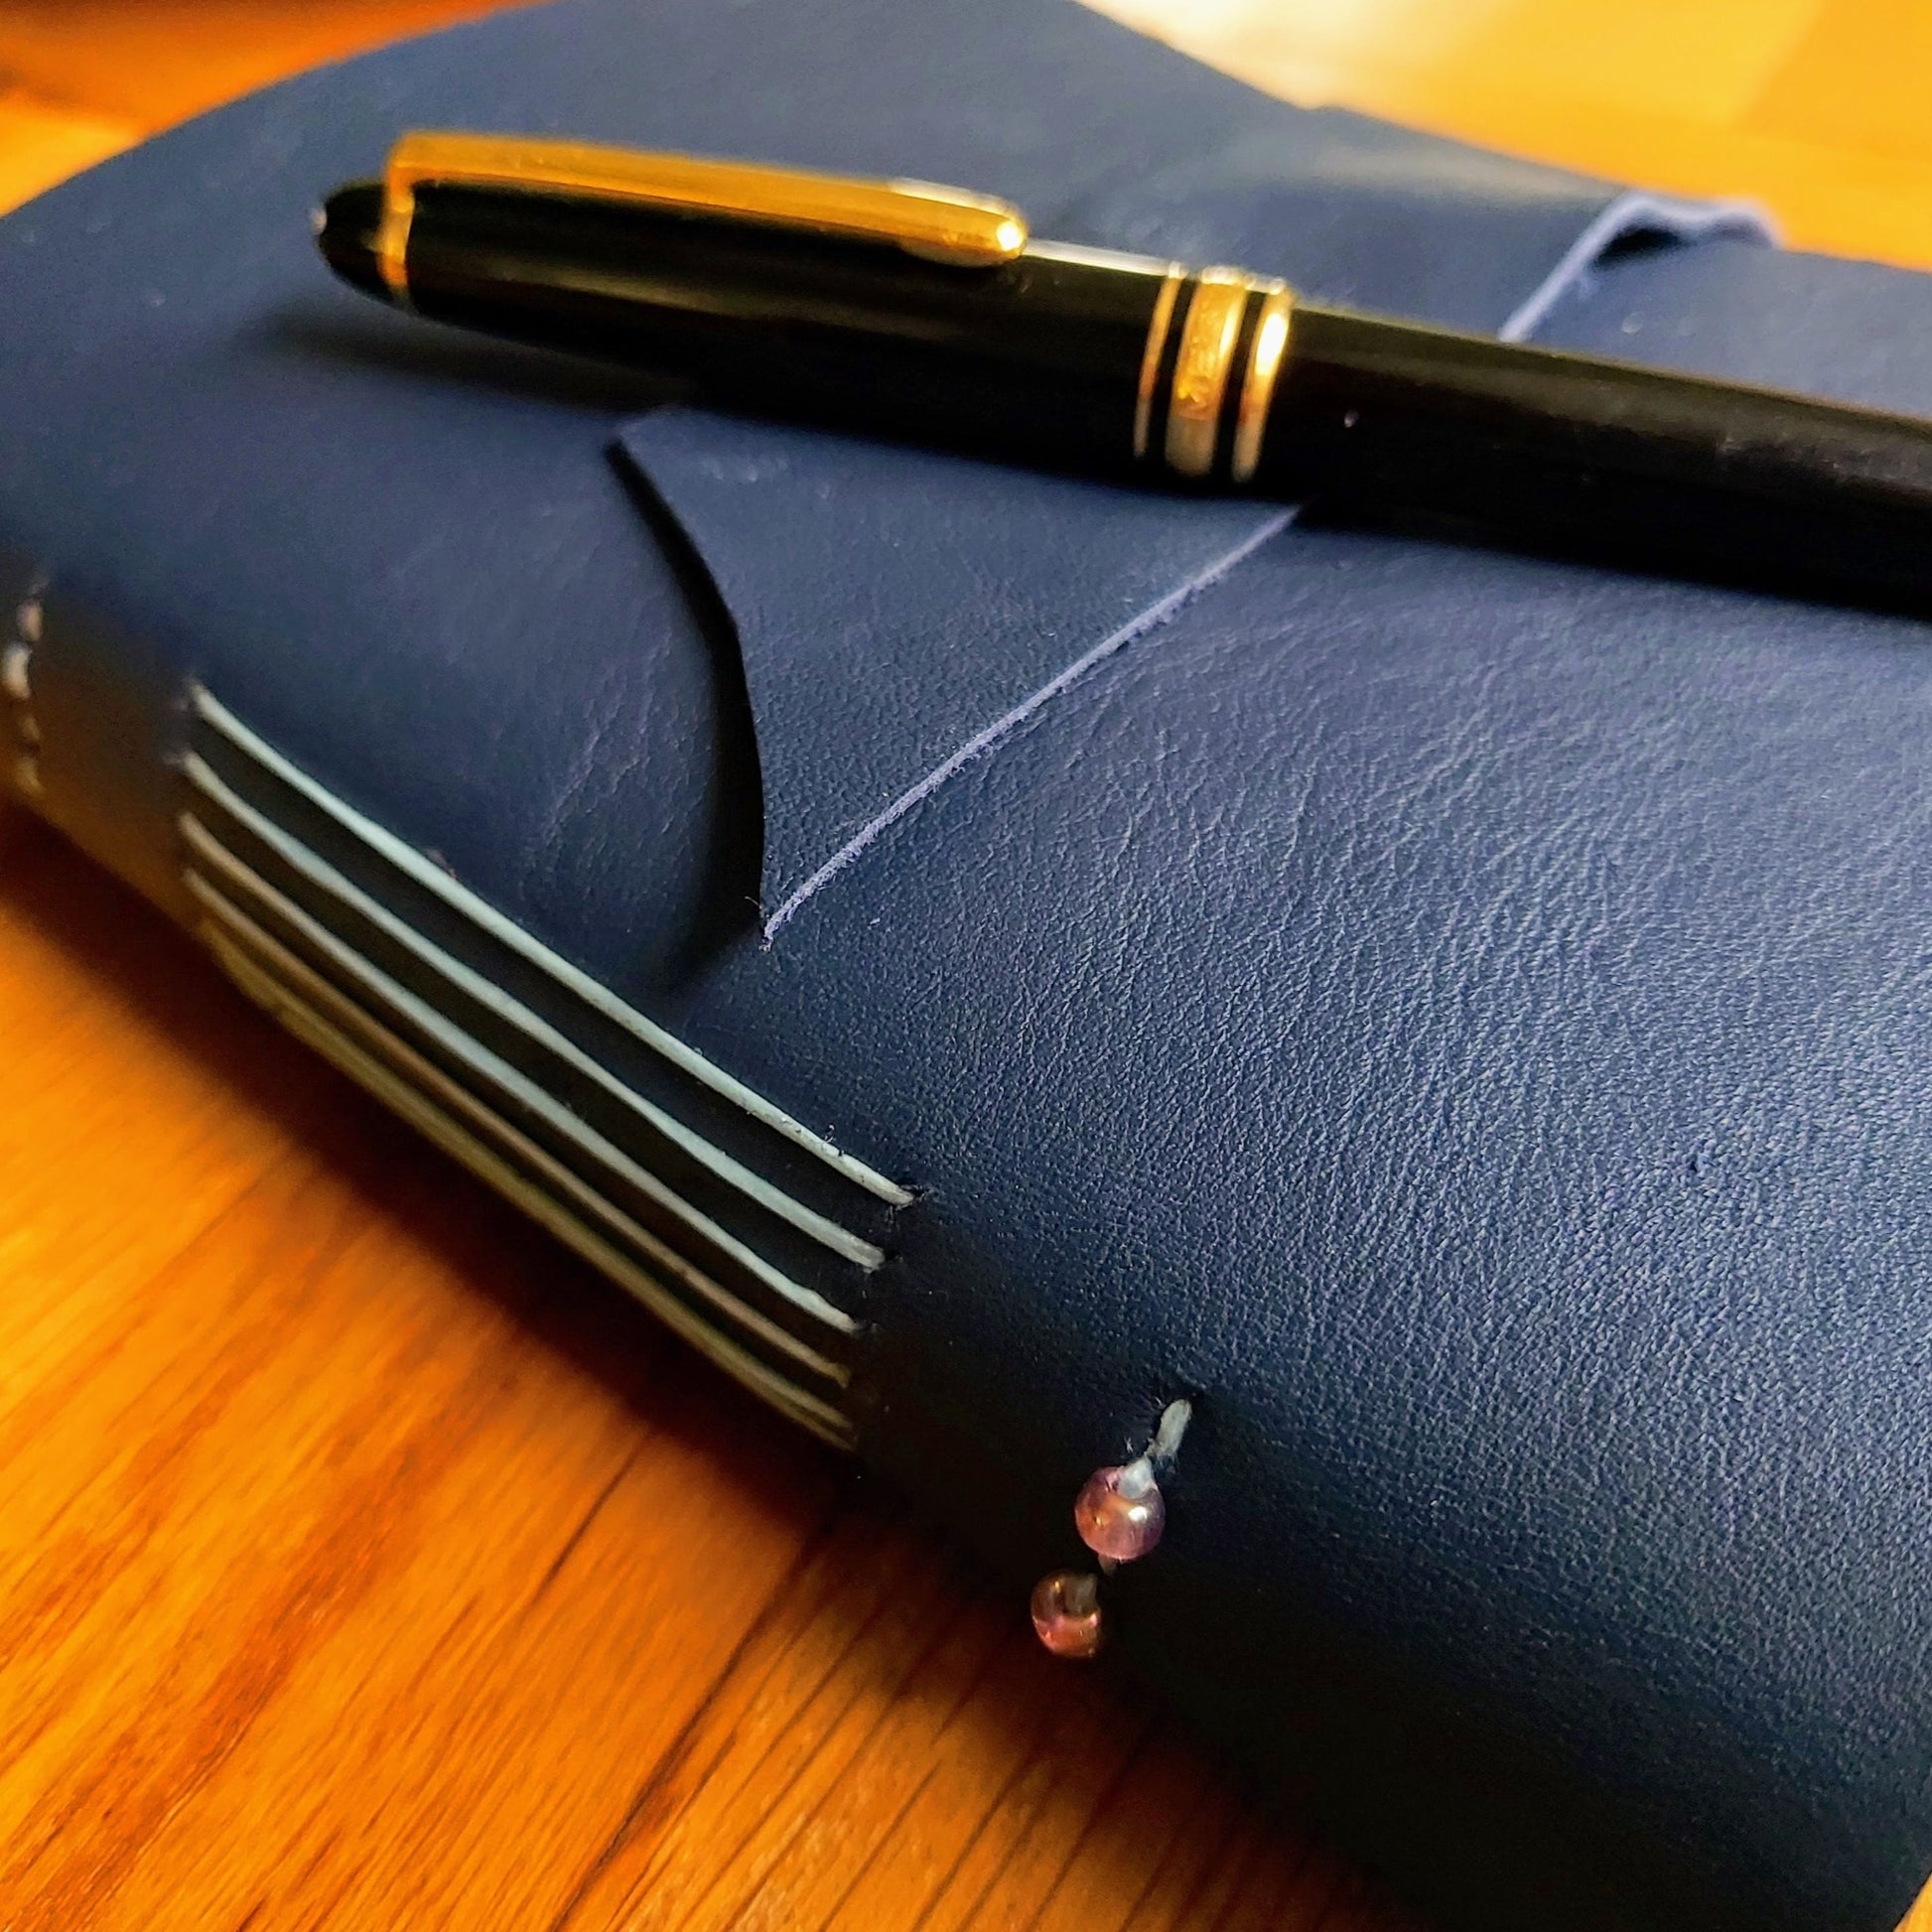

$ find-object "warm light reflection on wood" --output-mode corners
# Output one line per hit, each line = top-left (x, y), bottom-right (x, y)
(1089, 0), (1932, 269)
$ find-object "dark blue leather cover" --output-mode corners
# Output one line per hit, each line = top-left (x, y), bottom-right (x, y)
(616, 411), (1288, 927)
(0, 2), (1927, 1929)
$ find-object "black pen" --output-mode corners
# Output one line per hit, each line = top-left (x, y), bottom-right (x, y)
(319, 132), (1932, 607)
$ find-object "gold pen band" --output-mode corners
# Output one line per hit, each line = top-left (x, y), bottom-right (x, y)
(1232, 288), (1295, 484)
(1133, 265), (1184, 462)
(1137, 267), (1294, 485)
(1166, 267), (1249, 480)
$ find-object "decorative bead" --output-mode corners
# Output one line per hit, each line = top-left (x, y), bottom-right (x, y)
(1073, 1455), (1165, 1563)
(1030, 1568), (1103, 1659)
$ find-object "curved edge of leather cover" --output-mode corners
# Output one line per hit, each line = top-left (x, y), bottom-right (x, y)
(615, 203), (1763, 937)
(616, 412), (1288, 931)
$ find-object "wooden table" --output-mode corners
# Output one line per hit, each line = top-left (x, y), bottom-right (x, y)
(0, 6), (1927, 1928)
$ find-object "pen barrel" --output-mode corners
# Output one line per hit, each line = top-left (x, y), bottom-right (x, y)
(330, 181), (1932, 605)
(399, 185), (1166, 469)
(1255, 306), (1932, 604)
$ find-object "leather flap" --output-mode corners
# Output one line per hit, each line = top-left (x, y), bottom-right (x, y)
(614, 167), (1761, 937)
(618, 410), (1285, 933)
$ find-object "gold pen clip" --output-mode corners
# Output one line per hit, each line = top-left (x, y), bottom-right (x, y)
(377, 131), (1030, 299)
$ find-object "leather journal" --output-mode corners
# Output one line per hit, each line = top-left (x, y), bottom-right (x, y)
(3, 1), (1929, 1926)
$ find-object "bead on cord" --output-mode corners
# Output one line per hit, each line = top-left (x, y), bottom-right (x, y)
(1031, 1398), (1191, 1660)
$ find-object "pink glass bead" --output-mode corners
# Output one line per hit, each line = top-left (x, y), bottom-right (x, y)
(1031, 1568), (1103, 1659)
(1073, 1456), (1165, 1562)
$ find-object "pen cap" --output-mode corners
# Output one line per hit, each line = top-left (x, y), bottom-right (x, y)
(316, 183), (388, 303)
(320, 166), (1177, 473)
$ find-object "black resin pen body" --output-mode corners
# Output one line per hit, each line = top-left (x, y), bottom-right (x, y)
(322, 133), (1932, 605)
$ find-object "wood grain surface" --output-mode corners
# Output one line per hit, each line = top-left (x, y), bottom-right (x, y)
(0, 6), (1927, 1930)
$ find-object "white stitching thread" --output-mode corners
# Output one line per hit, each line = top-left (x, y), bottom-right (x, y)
(204, 918), (852, 1447)
(199, 897), (849, 1386)
(181, 815), (861, 1336)
(4, 596), (43, 802)
(184, 754), (885, 1271)
(190, 686), (912, 1205)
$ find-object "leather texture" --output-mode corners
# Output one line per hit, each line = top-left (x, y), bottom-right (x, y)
(616, 410), (1284, 925)
(0, 1), (1927, 1928)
